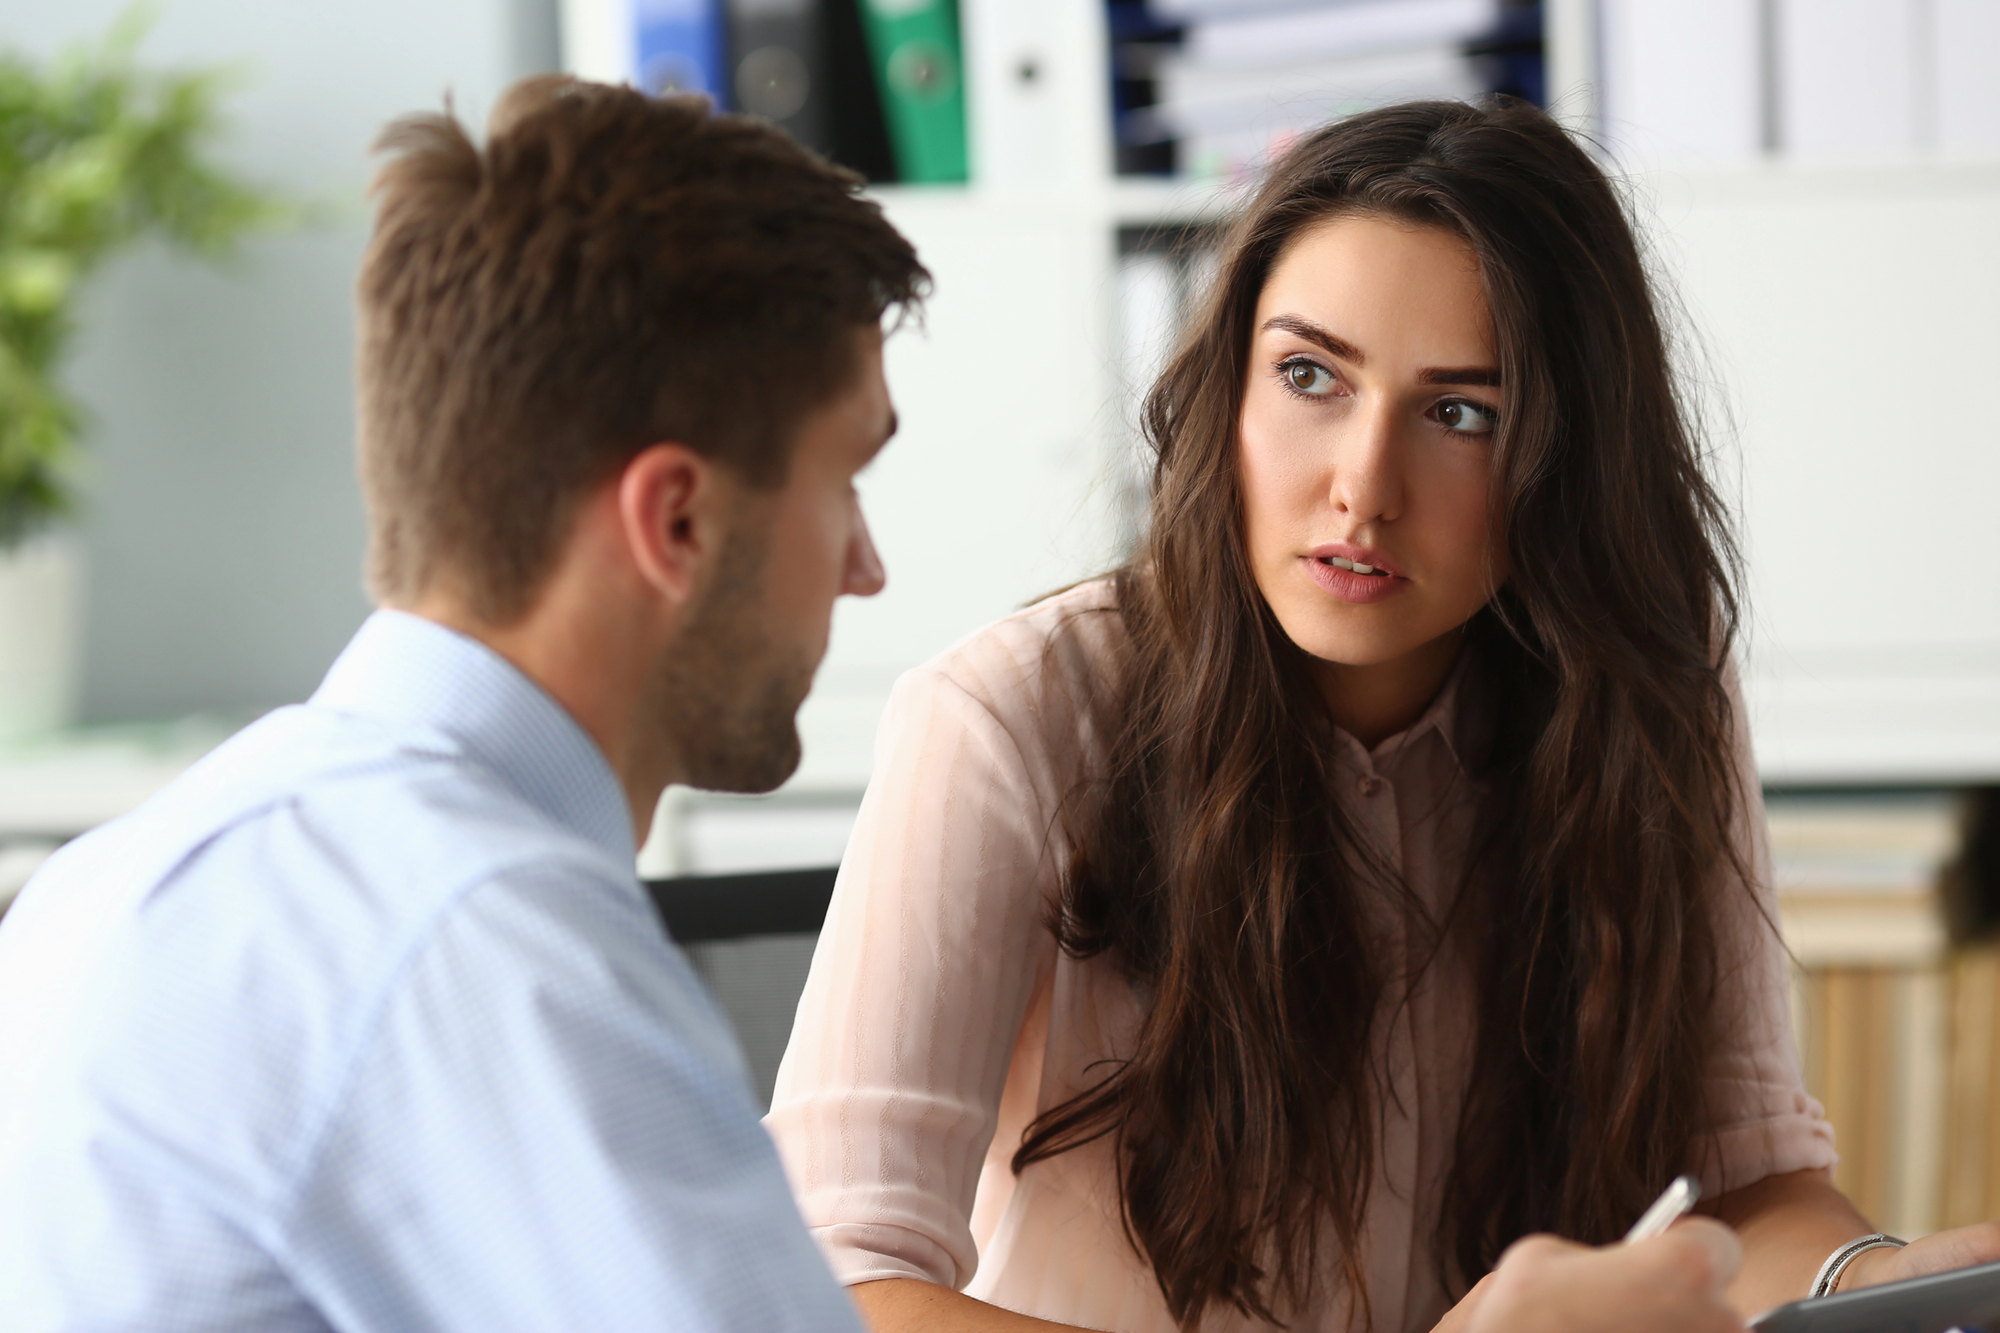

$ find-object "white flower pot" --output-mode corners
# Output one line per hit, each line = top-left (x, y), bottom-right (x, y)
(0, 533), (83, 742)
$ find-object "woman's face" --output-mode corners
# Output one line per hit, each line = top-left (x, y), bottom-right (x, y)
(1238, 213), (1507, 689)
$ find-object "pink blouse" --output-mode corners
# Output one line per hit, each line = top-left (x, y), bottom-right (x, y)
(765, 580), (1835, 1333)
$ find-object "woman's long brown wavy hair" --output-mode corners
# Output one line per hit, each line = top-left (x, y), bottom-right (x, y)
(1013, 98), (1751, 1327)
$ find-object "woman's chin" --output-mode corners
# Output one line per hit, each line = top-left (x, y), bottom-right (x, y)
(1286, 626), (1439, 674)
(1272, 605), (1472, 680)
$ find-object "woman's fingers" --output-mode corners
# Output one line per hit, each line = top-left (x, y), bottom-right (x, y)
(1469, 1221), (1745, 1333)
(1648, 1218), (1746, 1293)
(1430, 1269), (1498, 1333)
(1855, 1222), (2000, 1290)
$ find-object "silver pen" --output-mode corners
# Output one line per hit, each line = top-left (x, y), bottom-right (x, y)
(1623, 1175), (1702, 1244)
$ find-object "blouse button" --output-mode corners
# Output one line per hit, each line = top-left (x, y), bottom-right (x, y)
(1359, 775), (1384, 797)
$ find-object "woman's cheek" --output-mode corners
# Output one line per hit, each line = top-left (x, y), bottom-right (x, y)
(1237, 416), (1326, 537)
(1429, 455), (1504, 601)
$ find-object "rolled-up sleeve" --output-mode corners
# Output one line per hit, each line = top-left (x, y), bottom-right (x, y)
(1695, 666), (1839, 1195)
(765, 659), (1064, 1291)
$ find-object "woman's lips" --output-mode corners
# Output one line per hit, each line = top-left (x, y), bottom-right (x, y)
(1301, 554), (1408, 605)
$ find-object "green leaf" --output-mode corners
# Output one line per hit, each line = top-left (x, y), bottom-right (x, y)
(0, 250), (76, 315)
(0, 7), (286, 548)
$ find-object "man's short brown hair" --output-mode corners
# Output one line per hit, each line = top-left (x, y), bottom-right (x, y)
(356, 76), (928, 622)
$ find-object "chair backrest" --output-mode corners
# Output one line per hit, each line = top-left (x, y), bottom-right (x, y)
(645, 868), (838, 1111)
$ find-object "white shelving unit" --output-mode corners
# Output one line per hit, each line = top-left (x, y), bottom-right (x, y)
(1, 5), (1983, 897)
(1644, 160), (2000, 784)
(1545, 0), (2000, 783)
(592, 0), (2000, 872)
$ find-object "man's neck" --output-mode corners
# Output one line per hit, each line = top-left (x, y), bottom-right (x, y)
(402, 592), (674, 846)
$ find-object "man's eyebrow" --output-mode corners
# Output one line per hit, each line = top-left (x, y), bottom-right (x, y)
(1260, 314), (1363, 365)
(1417, 366), (1502, 387)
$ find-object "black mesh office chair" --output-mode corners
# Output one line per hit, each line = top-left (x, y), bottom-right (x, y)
(645, 868), (838, 1111)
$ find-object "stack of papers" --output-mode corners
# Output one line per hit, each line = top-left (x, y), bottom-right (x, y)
(1765, 790), (1957, 967)
(1757, 789), (1972, 1240)
(1138, 0), (1502, 180)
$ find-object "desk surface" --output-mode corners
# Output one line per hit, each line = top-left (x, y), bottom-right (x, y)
(0, 717), (234, 843)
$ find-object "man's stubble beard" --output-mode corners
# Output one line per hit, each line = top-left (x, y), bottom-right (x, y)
(652, 522), (819, 794)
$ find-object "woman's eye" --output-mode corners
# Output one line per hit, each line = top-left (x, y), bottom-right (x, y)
(1281, 359), (1335, 396)
(1435, 400), (1498, 435)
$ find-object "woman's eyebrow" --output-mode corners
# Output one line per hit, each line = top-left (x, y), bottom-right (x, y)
(1261, 314), (1363, 364)
(1263, 316), (1501, 388)
(1417, 366), (1502, 387)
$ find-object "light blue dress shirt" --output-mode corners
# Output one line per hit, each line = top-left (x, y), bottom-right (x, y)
(0, 611), (861, 1332)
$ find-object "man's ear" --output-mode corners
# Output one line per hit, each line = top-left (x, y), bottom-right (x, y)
(614, 442), (730, 605)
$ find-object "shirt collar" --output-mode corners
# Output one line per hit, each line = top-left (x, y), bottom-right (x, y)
(310, 610), (635, 867)
(1346, 649), (1488, 779)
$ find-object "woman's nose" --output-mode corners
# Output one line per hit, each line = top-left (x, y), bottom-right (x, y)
(1328, 401), (1404, 523)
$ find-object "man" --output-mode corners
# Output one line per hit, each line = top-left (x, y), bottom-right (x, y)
(0, 75), (1748, 1332)
(0, 77), (916, 1331)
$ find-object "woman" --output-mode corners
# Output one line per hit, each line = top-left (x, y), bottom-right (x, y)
(766, 99), (2000, 1332)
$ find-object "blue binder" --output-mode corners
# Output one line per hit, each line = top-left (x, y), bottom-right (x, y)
(633, 0), (728, 104)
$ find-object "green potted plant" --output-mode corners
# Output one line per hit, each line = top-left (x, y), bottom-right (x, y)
(0, 16), (279, 740)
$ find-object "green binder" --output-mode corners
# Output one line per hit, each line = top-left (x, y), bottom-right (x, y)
(856, 0), (968, 184)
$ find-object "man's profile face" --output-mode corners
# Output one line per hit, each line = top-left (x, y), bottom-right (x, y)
(660, 328), (894, 793)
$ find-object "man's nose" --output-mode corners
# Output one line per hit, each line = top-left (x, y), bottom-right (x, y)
(844, 498), (885, 597)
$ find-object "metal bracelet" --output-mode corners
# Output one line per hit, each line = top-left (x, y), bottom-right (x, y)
(1808, 1232), (1908, 1299)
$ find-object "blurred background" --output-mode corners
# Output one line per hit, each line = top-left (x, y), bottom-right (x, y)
(1, 0), (1997, 1243)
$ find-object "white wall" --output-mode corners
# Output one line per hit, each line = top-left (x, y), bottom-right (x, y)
(0, 0), (560, 719)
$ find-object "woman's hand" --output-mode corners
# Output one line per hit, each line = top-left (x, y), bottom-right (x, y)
(1837, 1221), (2000, 1293)
(1434, 1221), (1746, 1333)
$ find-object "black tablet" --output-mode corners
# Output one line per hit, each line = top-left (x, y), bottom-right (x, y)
(1750, 1259), (2000, 1333)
